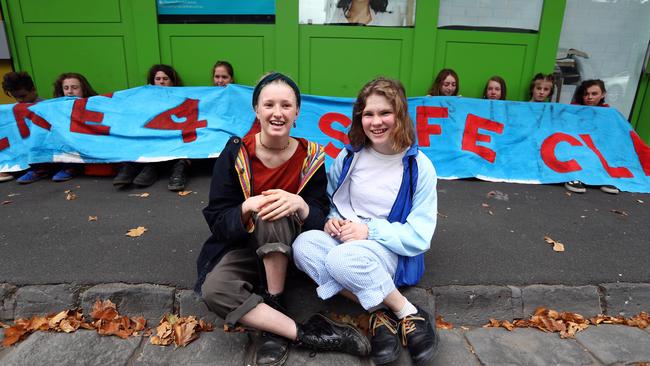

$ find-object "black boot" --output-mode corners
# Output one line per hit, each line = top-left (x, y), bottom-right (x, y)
(296, 313), (370, 356)
(254, 292), (289, 366)
(369, 310), (401, 364)
(400, 306), (439, 366)
(113, 163), (138, 187)
(167, 159), (188, 191)
(133, 164), (158, 187)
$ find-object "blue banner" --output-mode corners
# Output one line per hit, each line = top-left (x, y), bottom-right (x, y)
(1, 84), (649, 193)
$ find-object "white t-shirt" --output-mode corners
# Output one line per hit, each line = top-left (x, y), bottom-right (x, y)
(333, 146), (405, 221)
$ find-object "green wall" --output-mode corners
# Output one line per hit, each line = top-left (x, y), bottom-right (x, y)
(2, 0), (648, 141)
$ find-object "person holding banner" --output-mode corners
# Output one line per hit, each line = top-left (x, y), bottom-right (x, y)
(1, 71), (50, 184)
(293, 77), (439, 365)
(196, 72), (370, 366)
(113, 64), (190, 190)
(212, 60), (235, 87)
(565, 79), (619, 194)
(427, 68), (459, 97)
(529, 73), (555, 102)
(483, 76), (507, 100)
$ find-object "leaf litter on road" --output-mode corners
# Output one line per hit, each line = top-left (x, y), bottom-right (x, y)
(177, 190), (193, 196)
(88, 216), (98, 221)
(544, 236), (565, 252)
(64, 190), (76, 201)
(126, 226), (147, 237)
(0, 299), (215, 347)
(128, 192), (150, 198)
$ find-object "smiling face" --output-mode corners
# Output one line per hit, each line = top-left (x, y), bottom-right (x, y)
(361, 93), (397, 155)
(154, 71), (173, 86)
(583, 85), (606, 106)
(440, 75), (458, 96)
(486, 80), (502, 100)
(62, 78), (83, 97)
(255, 82), (299, 139)
(531, 80), (553, 102)
(213, 66), (233, 87)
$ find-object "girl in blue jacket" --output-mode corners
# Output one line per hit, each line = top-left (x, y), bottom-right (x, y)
(293, 77), (439, 366)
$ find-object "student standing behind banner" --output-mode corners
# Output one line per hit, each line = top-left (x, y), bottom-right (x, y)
(565, 79), (619, 195)
(1, 72), (44, 183)
(113, 64), (186, 190)
(529, 73), (555, 102)
(483, 76), (507, 100)
(427, 68), (460, 96)
(50, 72), (107, 181)
(293, 77), (439, 366)
(196, 72), (370, 366)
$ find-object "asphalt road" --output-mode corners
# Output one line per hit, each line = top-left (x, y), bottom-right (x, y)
(1, 168), (648, 289)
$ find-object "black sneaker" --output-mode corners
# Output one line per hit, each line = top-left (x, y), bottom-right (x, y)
(167, 160), (188, 191)
(133, 164), (158, 187)
(296, 313), (370, 356)
(564, 180), (586, 193)
(254, 331), (289, 366)
(400, 307), (438, 366)
(369, 310), (401, 364)
(113, 163), (138, 187)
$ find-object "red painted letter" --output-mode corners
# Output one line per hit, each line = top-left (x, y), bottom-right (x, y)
(416, 106), (446, 147)
(318, 112), (351, 158)
(13, 103), (52, 138)
(540, 133), (583, 173)
(145, 99), (207, 143)
(0, 137), (8, 151)
(70, 98), (110, 135)
(630, 131), (650, 176)
(579, 134), (633, 178)
(461, 114), (504, 163)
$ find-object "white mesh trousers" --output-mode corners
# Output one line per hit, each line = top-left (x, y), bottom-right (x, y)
(293, 229), (398, 310)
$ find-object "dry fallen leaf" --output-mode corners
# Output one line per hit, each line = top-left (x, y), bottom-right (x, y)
(435, 315), (453, 330)
(65, 190), (77, 200)
(2, 200), (12, 205)
(91, 299), (119, 321)
(126, 226), (147, 237)
(610, 209), (628, 216)
(481, 203), (489, 208)
(637, 199), (644, 204)
(178, 190), (193, 196)
(437, 212), (448, 218)
(128, 193), (150, 198)
(7, 193), (20, 197)
(544, 236), (565, 252)
(88, 216), (98, 221)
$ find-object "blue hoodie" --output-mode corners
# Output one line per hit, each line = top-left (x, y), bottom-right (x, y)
(328, 144), (438, 286)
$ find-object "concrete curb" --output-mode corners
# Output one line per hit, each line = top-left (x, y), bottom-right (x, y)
(1, 282), (648, 325)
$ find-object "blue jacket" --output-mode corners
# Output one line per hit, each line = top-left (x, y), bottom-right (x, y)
(328, 144), (438, 286)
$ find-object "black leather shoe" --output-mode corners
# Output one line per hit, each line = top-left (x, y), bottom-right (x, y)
(400, 306), (438, 366)
(254, 331), (289, 366)
(296, 313), (370, 356)
(133, 164), (158, 187)
(369, 310), (401, 364)
(113, 163), (138, 187)
(167, 160), (188, 191)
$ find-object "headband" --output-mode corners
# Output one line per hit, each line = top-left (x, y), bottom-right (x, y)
(252, 72), (301, 108)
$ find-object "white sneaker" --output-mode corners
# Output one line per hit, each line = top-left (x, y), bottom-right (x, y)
(564, 180), (586, 193)
(0, 172), (14, 182)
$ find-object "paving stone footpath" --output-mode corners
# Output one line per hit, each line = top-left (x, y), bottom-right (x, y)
(1, 280), (649, 365)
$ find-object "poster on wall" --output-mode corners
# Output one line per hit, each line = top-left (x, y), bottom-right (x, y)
(157, 0), (275, 23)
(299, 0), (416, 26)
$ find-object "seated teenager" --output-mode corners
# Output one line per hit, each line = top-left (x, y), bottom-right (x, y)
(293, 77), (439, 365)
(196, 72), (370, 366)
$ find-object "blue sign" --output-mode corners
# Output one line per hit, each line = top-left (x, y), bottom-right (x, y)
(1, 84), (649, 193)
(157, 0), (275, 15)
